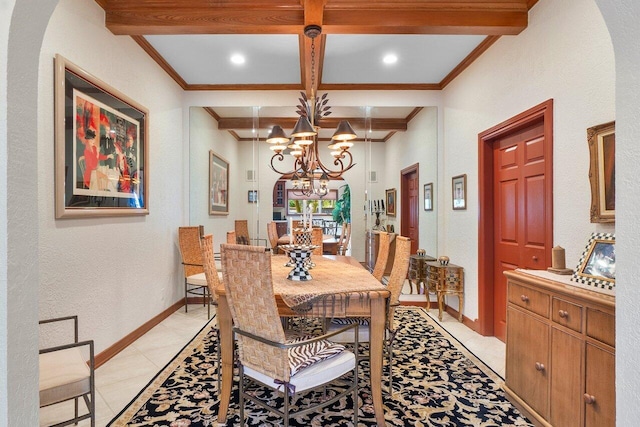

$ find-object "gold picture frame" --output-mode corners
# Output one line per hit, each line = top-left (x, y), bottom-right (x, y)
(588, 121), (615, 223)
(385, 188), (397, 217)
(209, 150), (229, 215)
(54, 54), (149, 218)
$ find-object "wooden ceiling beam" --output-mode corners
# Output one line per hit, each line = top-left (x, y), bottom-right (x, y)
(217, 116), (408, 131)
(102, 0), (529, 36)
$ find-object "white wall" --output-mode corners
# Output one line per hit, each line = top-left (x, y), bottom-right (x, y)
(440, 0), (615, 320)
(37, 0), (186, 351)
(383, 107), (438, 256)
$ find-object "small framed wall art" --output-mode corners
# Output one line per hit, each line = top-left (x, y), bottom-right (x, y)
(452, 174), (467, 210)
(209, 150), (229, 215)
(588, 121), (615, 223)
(424, 182), (433, 211)
(248, 190), (258, 203)
(385, 188), (397, 217)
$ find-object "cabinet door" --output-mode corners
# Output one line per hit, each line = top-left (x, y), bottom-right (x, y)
(550, 327), (583, 427)
(584, 343), (615, 427)
(506, 307), (550, 418)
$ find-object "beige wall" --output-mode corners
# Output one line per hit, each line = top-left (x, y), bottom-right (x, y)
(440, 0), (615, 320)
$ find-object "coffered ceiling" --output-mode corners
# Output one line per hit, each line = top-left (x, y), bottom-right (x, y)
(96, 0), (537, 141)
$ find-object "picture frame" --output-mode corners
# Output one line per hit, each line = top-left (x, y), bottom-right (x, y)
(452, 174), (467, 210)
(209, 150), (229, 215)
(572, 232), (615, 291)
(588, 121), (615, 223)
(247, 190), (258, 203)
(385, 188), (397, 217)
(424, 182), (433, 211)
(54, 54), (149, 218)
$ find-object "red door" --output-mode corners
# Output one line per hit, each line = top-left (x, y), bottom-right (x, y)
(401, 164), (419, 254)
(493, 120), (548, 341)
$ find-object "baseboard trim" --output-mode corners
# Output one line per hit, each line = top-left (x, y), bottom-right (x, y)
(94, 300), (184, 368)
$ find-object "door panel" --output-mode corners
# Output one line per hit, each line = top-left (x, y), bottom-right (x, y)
(401, 165), (419, 255)
(493, 120), (548, 341)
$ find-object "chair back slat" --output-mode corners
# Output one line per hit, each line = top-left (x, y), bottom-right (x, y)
(235, 220), (250, 245)
(178, 226), (204, 277)
(220, 244), (290, 381)
(226, 230), (236, 244)
(386, 236), (411, 331)
(311, 228), (323, 255)
(267, 222), (279, 252)
(372, 232), (391, 282)
(201, 234), (220, 303)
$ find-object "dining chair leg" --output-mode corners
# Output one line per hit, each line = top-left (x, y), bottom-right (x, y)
(239, 365), (245, 426)
(184, 279), (189, 313)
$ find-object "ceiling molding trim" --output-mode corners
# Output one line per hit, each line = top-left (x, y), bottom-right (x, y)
(204, 107), (221, 122)
(319, 83), (441, 90)
(185, 83), (304, 91)
(439, 35), (501, 89)
(405, 107), (424, 123)
(216, 116), (407, 131)
(382, 131), (397, 143)
(131, 35), (188, 89)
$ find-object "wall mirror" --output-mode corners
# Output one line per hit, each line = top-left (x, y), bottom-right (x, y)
(188, 104), (437, 262)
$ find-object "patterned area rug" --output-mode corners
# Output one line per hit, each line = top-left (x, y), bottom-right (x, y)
(108, 307), (533, 426)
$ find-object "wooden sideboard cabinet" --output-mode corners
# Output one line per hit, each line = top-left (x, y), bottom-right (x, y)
(504, 270), (615, 427)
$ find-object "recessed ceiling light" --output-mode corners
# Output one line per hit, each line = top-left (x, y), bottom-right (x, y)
(383, 54), (398, 65)
(230, 54), (245, 65)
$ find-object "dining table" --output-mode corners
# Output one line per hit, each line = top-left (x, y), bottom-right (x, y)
(215, 253), (390, 426)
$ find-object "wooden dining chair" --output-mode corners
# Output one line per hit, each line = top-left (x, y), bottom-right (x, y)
(219, 243), (359, 427)
(267, 221), (280, 254)
(200, 234), (224, 390)
(371, 231), (391, 282)
(336, 223), (351, 255)
(311, 227), (323, 256)
(235, 219), (267, 246)
(326, 235), (411, 394)
(178, 226), (211, 318)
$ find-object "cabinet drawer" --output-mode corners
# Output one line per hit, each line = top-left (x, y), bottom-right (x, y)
(552, 298), (583, 333)
(508, 282), (550, 318)
(586, 308), (615, 347)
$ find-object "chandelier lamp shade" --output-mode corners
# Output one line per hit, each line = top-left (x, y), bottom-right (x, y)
(266, 25), (357, 197)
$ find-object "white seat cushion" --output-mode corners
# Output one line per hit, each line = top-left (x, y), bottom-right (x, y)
(244, 350), (355, 394)
(39, 347), (91, 407)
(186, 272), (207, 287)
(327, 321), (370, 343)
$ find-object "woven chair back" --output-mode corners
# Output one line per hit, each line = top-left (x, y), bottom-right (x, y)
(220, 244), (290, 381)
(200, 234), (220, 303)
(371, 232), (391, 282)
(178, 226), (204, 277)
(235, 220), (250, 245)
(386, 236), (411, 331)
(267, 222), (279, 251)
(311, 228), (323, 255)
(337, 223), (352, 255)
(226, 230), (236, 244)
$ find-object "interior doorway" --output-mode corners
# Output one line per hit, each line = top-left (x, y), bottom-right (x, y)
(401, 164), (419, 255)
(477, 100), (554, 340)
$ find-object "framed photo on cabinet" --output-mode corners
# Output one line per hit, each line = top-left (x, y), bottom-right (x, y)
(588, 121), (615, 223)
(54, 54), (149, 218)
(572, 232), (615, 291)
(452, 174), (467, 210)
(209, 150), (229, 215)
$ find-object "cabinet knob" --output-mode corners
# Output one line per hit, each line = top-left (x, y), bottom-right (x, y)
(532, 256), (538, 261)
(558, 310), (569, 318)
(535, 362), (545, 372)
(583, 393), (596, 404)
(520, 295), (529, 303)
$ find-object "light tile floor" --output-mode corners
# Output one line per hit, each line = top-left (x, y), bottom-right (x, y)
(40, 283), (505, 426)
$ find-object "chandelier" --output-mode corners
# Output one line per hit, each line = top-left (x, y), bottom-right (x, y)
(266, 25), (357, 197)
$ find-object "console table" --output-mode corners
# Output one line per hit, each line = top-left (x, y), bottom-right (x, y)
(408, 254), (436, 294)
(426, 261), (464, 321)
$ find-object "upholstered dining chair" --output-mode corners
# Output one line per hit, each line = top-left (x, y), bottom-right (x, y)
(235, 219), (267, 246)
(326, 235), (411, 393)
(336, 223), (352, 255)
(39, 316), (95, 427)
(226, 230), (236, 244)
(267, 221), (280, 254)
(371, 231), (391, 283)
(178, 226), (211, 318)
(219, 243), (359, 427)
